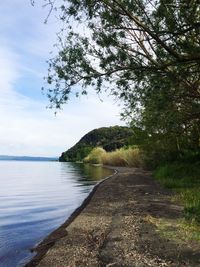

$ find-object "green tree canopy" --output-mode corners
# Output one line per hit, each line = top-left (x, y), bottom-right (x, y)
(42, 0), (200, 158)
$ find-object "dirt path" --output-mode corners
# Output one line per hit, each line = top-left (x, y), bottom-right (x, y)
(27, 167), (200, 267)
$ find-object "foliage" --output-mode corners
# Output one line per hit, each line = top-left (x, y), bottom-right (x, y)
(154, 161), (200, 223)
(42, 0), (200, 163)
(59, 126), (134, 162)
(83, 147), (106, 164)
(84, 146), (144, 168)
(59, 145), (93, 162)
(128, 125), (200, 168)
(45, 0), (200, 108)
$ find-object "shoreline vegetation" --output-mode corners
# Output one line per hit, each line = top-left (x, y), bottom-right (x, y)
(25, 124), (199, 266)
(26, 136), (200, 267)
(83, 147), (144, 168)
(154, 162), (200, 226)
(84, 148), (200, 236)
(26, 167), (200, 266)
(56, 126), (200, 262)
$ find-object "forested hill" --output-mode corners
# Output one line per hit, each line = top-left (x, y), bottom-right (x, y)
(59, 126), (133, 162)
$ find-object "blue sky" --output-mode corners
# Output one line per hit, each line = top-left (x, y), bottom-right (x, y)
(0, 1), (124, 157)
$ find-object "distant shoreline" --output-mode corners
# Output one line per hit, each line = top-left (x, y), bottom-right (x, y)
(0, 156), (58, 161)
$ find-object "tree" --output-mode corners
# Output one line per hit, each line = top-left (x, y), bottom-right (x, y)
(42, 0), (200, 158)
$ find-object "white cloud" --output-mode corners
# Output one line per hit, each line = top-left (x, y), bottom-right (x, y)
(0, 89), (124, 156)
(0, 44), (123, 157)
(0, 1), (124, 157)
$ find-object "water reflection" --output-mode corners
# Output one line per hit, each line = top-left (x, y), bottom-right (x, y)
(0, 161), (113, 267)
(73, 163), (113, 181)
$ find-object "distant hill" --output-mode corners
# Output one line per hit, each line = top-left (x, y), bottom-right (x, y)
(0, 155), (58, 161)
(59, 126), (134, 162)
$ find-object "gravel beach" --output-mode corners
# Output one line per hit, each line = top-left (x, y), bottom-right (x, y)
(27, 167), (200, 267)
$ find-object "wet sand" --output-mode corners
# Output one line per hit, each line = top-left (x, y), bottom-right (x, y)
(26, 167), (200, 267)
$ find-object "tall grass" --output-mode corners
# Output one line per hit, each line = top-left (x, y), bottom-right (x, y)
(83, 147), (105, 164)
(83, 147), (144, 168)
(154, 162), (200, 223)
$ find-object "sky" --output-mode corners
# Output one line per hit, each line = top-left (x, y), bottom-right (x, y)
(0, 0), (124, 157)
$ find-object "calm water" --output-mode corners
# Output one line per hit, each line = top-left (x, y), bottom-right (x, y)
(0, 161), (113, 267)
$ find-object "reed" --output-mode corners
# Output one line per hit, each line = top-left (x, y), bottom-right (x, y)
(83, 147), (105, 164)
(84, 147), (144, 168)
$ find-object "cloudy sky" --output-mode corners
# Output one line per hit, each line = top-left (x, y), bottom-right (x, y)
(0, 1), (124, 157)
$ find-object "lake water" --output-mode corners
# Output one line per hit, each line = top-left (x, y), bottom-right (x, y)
(0, 161), (113, 267)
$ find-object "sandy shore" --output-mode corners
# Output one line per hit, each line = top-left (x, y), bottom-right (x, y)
(26, 167), (200, 267)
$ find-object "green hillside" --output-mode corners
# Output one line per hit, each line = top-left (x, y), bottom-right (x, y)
(59, 126), (133, 162)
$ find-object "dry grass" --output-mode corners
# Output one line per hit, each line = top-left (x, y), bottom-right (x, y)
(83, 147), (106, 164)
(84, 147), (144, 168)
